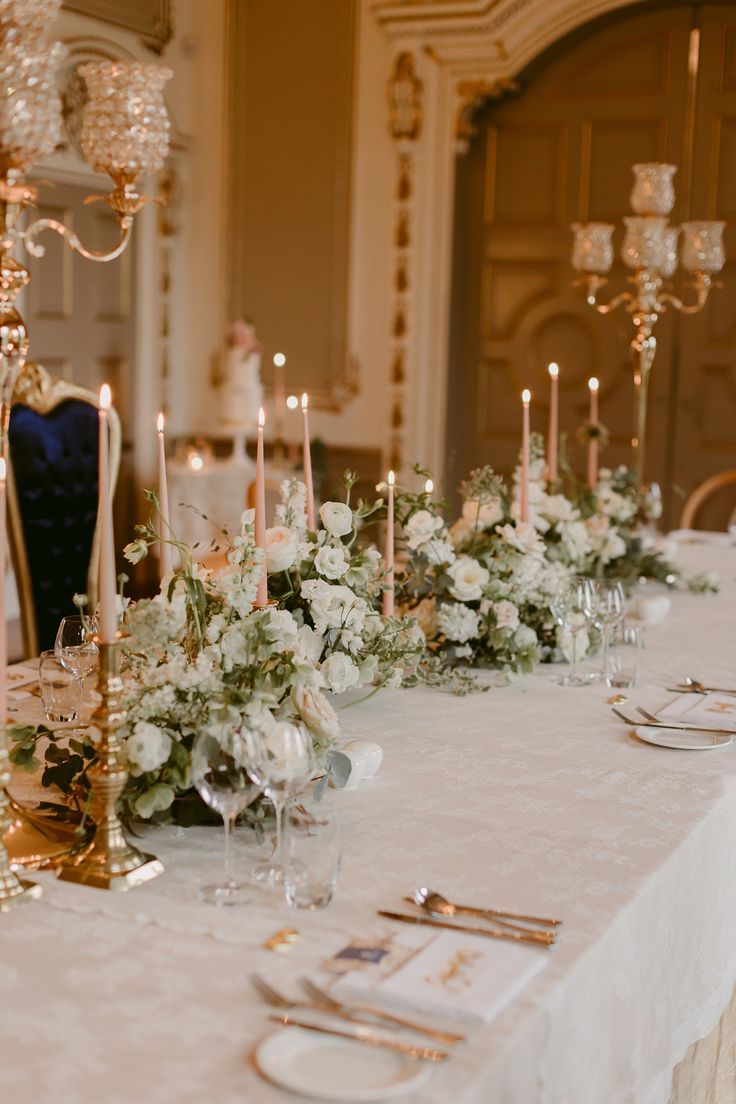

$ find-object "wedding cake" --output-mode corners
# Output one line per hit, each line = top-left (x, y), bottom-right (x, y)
(218, 319), (264, 432)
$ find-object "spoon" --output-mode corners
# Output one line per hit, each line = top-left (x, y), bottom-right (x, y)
(408, 887), (561, 929)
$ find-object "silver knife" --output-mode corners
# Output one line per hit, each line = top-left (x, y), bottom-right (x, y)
(269, 1014), (449, 1061)
(378, 910), (555, 947)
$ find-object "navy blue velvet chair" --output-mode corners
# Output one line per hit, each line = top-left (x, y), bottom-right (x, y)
(7, 364), (121, 657)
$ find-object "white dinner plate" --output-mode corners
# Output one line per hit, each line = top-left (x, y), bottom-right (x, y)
(254, 1026), (432, 1101)
(634, 725), (733, 751)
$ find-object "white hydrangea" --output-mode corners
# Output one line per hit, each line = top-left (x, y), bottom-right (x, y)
(437, 602), (480, 643)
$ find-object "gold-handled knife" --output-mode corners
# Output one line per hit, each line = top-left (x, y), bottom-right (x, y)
(269, 1014), (449, 1061)
(378, 910), (556, 947)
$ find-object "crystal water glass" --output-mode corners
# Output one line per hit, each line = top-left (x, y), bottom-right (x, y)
(190, 730), (262, 906)
(284, 806), (342, 910)
(609, 623), (642, 689)
(589, 579), (625, 686)
(39, 650), (80, 722)
(54, 615), (98, 701)
(550, 577), (596, 687)
(246, 723), (314, 887)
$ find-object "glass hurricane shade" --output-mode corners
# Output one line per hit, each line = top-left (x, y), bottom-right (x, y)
(630, 162), (677, 216)
(680, 221), (726, 273)
(78, 61), (172, 183)
(571, 222), (615, 274)
(0, 39), (65, 172)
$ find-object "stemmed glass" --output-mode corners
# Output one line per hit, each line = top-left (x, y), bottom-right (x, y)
(550, 577), (596, 687)
(54, 615), (99, 708)
(245, 722), (314, 887)
(190, 729), (262, 906)
(589, 579), (625, 686)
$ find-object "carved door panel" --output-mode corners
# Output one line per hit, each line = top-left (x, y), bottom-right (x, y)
(447, 3), (733, 527)
(23, 179), (136, 544)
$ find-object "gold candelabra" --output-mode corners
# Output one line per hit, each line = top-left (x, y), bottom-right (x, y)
(58, 639), (164, 890)
(0, 735), (42, 910)
(0, 0), (171, 891)
(571, 163), (724, 486)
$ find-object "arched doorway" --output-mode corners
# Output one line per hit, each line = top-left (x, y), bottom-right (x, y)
(446, 0), (736, 527)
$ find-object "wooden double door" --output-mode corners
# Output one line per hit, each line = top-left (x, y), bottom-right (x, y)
(447, 1), (736, 528)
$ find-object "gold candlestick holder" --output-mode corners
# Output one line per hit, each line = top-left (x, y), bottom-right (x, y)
(0, 738), (42, 911)
(58, 638), (164, 891)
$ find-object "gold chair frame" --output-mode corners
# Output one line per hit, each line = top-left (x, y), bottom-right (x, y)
(679, 470), (736, 531)
(6, 363), (121, 658)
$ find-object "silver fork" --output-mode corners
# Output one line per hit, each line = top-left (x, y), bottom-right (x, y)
(299, 977), (465, 1046)
(251, 974), (464, 1046)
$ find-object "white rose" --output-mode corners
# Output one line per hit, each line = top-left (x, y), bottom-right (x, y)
(319, 501), (353, 537)
(294, 624), (324, 664)
(264, 608), (299, 652)
(405, 509), (444, 551)
(462, 498), (503, 529)
(540, 494), (578, 525)
(446, 556), (490, 602)
(493, 599), (520, 631)
(126, 721), (172, 774)
(314, 545), (349, 580)
(265, 525), (298, 573)
(293, 685), (341, 742)
(321, 652), (360, 694)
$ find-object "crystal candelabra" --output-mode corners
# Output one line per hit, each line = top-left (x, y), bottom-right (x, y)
(571, 163), (725, 486)
(0, 0), (171, 889)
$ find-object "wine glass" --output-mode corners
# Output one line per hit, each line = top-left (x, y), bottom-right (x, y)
(54, 615), (99, 704)
(245, 722), (314, 887)
(190, 729), (262, 906)
(550, 577), (596, 687)
(589, 579), (625, 686)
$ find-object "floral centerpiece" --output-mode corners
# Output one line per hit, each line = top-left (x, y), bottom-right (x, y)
(11, 480), (424, 825)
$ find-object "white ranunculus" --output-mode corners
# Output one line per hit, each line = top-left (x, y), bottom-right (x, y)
(293, 685), (341, 742)
(462, 497), (503, 529)
(265, 525), (298, 573)
(405, 509), (444, 551)
(321, 652), (360, 694)
(314, 545), (349, 580)
(493, 599), (520, 631)
(446, 556), (490, 602)
(319, 501), (353, 538)
(126, 721), (172, 774)
(437, 602), (480, 643)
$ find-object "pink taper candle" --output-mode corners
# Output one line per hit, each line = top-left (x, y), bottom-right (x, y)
(547, 362), (559, 483)
(157, 413), (173, 580)
(98, 385), (118, 642)
(255, 406), (268, 607)
(588, 377), (599, 489)
(301, 393), (315, 529)
(382, 470), (395, 618)
(0, 458), (6, 726)
(521, 389), (531, 523)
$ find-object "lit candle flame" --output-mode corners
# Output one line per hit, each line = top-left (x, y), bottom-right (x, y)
(522, 389), (531, 404)
(157, 411), (165, 434)
(286, 394), (299, 409)
(258, 406), (266, 428)
(301, 392), (309, 411)
(388, 470), (395, 486)
(100, 384), (112, 410)
(425, 478), (434, 494)
(188, 452), (203, 471)
(273, 352), (286, 367)
(588, 377), (599, 392)
(548, 362), (559, 379)
(0, 457), (6, 483)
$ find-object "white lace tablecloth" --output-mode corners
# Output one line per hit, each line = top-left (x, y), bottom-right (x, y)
(3, 534), (736, 1104)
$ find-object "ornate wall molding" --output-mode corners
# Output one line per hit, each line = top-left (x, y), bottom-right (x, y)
(455, 75), (518, 153)
(62, 1), (173, 54)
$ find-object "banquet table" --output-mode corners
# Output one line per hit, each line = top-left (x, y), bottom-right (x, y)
(2, 533), (736, 1104)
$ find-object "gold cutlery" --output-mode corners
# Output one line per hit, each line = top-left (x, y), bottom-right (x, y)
(612, 706), (735, 737)
(378, 910), (556, 947)
(298, 977), (465, 1046)
(667, 677), (736, 696)
(269, 1014), (450, 1061)
(407, 886), (561, 931)
(636, 705), (736, 731)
